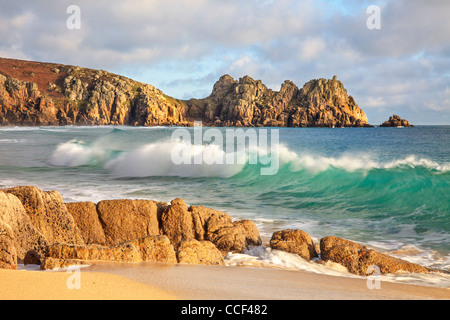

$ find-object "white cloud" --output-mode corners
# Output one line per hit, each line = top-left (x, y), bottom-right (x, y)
(299, 37), (326, 61)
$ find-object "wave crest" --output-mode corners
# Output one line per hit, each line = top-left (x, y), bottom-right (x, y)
(48, 139), (450, 177)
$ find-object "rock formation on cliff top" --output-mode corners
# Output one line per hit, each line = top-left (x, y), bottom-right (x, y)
(187, 74), (369, 127)
(0, 57), (370, 127)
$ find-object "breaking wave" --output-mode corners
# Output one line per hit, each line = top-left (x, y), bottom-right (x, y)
(49, 138), (450, 176)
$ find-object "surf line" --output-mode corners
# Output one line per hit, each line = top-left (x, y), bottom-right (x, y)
(171, 121), (280, 176)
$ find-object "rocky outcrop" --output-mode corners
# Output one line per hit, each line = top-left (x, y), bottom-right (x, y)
(0, 221), (17, 269)
(0, 58), (188, 127)
(186, 74), (370, 127)
(65, 202), (106, 245)
(320, 236), (431, 276)
(0, 73), (59, 126)
(42, 235), (177, 269)
(2, 186), (84, 246)
(270, 229), (318, 261)
(0, 57), (371, 127)
(0, 185), (438, 277)
(380, 115), (413, 127)
(0, 186), (262, 270)
(128, 235), (177, 264)
(96, 199), (165, 246)
(176, 240), (224, 266)
(160, 199), (262, 253)
(0, 192), (48, 262)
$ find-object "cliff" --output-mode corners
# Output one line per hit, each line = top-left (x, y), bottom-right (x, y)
(187, 74), (370, 127)
(0, 57), (370, 127)
(0, 58), (187, 126)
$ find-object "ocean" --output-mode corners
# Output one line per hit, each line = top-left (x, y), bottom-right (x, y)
(1, 125), (449, 287)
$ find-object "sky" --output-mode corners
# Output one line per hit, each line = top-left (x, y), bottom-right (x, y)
(0, 0), (449, 125)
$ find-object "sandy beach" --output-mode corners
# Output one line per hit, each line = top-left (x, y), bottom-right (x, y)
(0, 267), (176, 300)
(1, 263), (448, 300)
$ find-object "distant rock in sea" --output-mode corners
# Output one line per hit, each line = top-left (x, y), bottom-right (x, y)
(0, 57), (371, 127)
(380, 114), (414, 127)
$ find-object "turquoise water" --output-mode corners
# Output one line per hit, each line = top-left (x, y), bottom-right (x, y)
(0, 125), (449, 276)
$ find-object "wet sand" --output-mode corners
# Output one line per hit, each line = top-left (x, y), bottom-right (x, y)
(1, 263), (449, 300)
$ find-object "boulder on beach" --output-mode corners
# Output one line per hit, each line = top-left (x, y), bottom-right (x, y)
(42, 234), (177, 270)
(161, 200), (262, 253)
(40, 257), (87, 270)
(96, 199), (166, 246)
(128, 235), (177, 264)
(0, 185), (438, 275)
(160, 198), (196, 246)
(0, 221), (17, 269)
(270, 229), (318, 261)
(0, 191), (48, 262)
(176, 240), (225, 265)
(2, 186), (84, 246)
(65, 202), (107, 245)
(320, 236), (432, 276)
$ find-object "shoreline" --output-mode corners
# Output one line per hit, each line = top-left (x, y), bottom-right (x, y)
(2, 262), (449, 300)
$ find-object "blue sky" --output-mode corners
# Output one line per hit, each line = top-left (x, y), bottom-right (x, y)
(1, 0), (449, 124)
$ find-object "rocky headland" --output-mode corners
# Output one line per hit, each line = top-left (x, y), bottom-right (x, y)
(380, 114), (414, 127)
(0, 186), (441, 278)
(0, 57), (370, 128)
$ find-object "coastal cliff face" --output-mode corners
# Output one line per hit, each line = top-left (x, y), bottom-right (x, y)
(0, 58), (370, 127)
(0, 58), (187, 127)
(187, 74), (369, 127)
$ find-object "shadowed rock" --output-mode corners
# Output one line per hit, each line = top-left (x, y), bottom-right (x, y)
(0, 221), (17, 269)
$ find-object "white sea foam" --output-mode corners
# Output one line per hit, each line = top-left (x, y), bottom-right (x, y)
(0, 139), (27, 143)
(225, 246), (450, 288)
(49, 139), (107, 167)
(48, 138), (450, 177)
(277, 145), (450, 173)
(104, 140), (246, 178)
(225, 246), (357, 277)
